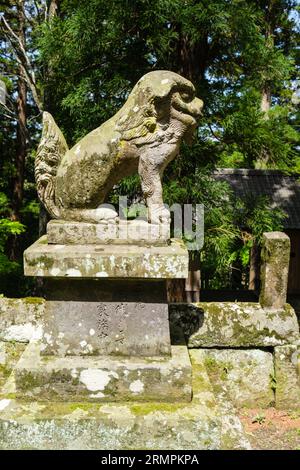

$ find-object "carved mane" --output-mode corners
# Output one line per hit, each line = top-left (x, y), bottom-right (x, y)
(116, 71), (197, 147)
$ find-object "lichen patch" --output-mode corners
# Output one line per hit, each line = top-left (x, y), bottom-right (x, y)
(129, 379), (144, 394)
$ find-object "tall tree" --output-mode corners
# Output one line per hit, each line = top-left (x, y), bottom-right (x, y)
(0, 0), (44, 280)
(13, 0), (27, 224)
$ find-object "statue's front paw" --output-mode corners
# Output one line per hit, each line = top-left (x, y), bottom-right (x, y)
(149, 205), (170, 224)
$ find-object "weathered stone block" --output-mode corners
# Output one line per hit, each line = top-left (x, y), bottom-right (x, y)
(47, 219), (170, 246)
(259, 232), (290, 309)
(2, 298), (299, 349)
(0, 297), (44, 342)
(274, 344), (300, 409)
(42, 301), (170, 357)
(0, 342), (5, 365)
(119, 219), (170, 244)
(190, 350), (251, 450)
(14, 341), (192, 403)
(199, 349), (274, 408)
(24, 236), (188, 278)
(169, 302), (299, 347)
(41, 279), (170, 357)
(0, 350), (252, 450)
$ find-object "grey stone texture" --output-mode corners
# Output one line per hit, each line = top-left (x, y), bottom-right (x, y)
(170, 302), (299, 347)
(14, 341), (192, 403)
(35, 71), (203, 224)
(259, 231), (290, 309)
(41, 279), (170, 357)
(0, 349), (252, 450)
(24, 236), (188, 278)
(0, 342), (5, 365)
(199, 349), (275, 408)
(1, 297), (299, 348)
(0, 297), (44, 342)
(274, 344), (300, 409)
(47, 219), (170, 245)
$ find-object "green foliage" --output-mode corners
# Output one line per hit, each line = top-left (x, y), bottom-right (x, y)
(252, 413), (266, 425)
(0, 218), (25, 246)
(200, 188), (285, 289)
(218, 89), (299, 169)
(0, 218), (25, 278)
(163, 162), (285, 289)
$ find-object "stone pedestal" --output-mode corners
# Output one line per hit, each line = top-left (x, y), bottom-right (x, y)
(41, 279), (170, 357)
(259, 232), (290, 309)
(24, 235), (187, 278)
(19, 225), (191, 402)
(47, 219), (170, 246)
(14, 342), (191, 402)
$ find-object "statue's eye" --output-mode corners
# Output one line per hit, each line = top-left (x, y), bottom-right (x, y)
(181, 92), (191, 102)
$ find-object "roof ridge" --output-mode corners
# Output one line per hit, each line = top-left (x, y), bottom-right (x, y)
(213, 168), (296, 176)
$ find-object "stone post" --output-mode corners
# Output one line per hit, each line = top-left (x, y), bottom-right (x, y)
(259, 232), (290, 309)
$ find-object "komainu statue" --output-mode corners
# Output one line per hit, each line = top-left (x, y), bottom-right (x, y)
(35, 70), (203, 224)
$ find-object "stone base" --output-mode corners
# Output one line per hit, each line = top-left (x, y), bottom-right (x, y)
(170, 302), (299, 347)
(199, 349), (275, 408)
(41, 279), (170, 357)
(47, 219), (170, 246)
(0, 350), (251, 450)
(23, 236), (188, 278)
(14, 342), (192, 403)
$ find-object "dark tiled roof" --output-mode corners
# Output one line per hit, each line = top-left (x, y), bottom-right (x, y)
(213, 169), (300, 229)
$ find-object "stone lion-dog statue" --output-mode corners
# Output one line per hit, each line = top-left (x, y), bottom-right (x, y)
(35, 70), (203, 224)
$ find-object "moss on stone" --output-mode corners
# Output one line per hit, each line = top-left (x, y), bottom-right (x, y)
(130, 402), (185, 415)
(0, 364), (11, 380)
(36, 237), (48, 244)
(204, 356), (234, 383)
(259, 233), (290, 308)
(171, 300), (299, 348)
(17, 371), (42, 391)
(23, 297), (44, 305)
(26, 255), (54, 270)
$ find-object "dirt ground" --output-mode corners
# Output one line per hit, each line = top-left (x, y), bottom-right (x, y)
(239, 407), (300, 450)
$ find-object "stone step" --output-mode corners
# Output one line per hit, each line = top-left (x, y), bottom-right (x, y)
(0, 348), (251, 450)
(13, 342), (192, 403)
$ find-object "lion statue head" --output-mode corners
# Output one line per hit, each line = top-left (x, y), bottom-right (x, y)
(116, 70), (203, 147)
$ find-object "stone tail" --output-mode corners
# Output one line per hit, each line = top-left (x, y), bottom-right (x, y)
(35, 111), (69, 218)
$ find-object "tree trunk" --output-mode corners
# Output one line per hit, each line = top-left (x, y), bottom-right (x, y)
(261, 86), (271, 114)
(255, 85), (271, 168)
(48, 0), (59, 19)
(255, 5), (274, 168)
(11, 1), (26, 223)
(10, 1), (27, 260)
(174, 23), (209, 85)
(249, 242), (260, 291)
(170, 29), (205, 299)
